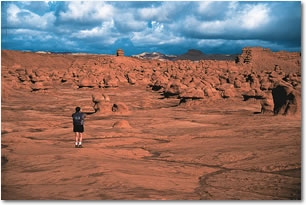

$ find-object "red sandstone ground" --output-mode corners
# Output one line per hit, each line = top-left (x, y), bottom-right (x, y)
(1, 49), (301, 200)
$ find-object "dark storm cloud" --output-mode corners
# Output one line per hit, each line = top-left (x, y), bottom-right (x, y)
(1, 1), (301, 55)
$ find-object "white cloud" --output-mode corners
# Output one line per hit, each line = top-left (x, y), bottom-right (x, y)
(240, 4), (270, 29)
(6, 3), (55, 29)
(131, 21), (184, 46)
(197, 39), (226, 47)
(114, 13), (147, 32)
(197, 1), (219, 18)
(177, 3), (271, 39)
(138, 7), (161, 20)
(151, 21), (164, 32)
(2, 1), (300, 54)
(71, 20), (117, 45)
(180, 16), (226, 36)
(138, 2), (187, 22)
(59, 2), (114, 22)
(10, 28), (55, 42)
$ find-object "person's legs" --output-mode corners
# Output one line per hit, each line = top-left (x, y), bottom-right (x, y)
(75, 132), (79, 147)
(78, 132), (83, 147)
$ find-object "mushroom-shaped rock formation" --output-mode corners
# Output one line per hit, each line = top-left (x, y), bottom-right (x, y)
(116, 49), (124, 56)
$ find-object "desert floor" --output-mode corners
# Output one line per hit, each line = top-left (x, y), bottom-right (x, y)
(1, 85), (301, 200)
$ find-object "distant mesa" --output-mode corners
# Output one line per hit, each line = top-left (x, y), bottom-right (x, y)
(132, 49), (238, 61)
(35, 51), (51, 54)
(132, 52), (177, 61)
(174, 49), (239, 61)
(184, 49), (204, 56)
(117, 49), (124, 56)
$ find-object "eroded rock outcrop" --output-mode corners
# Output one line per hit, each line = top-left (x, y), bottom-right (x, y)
(116, 49), (124, 56)
(1, 48), (301, 117)
(92, 93), (112, 114)
(272, 85), (300, 116)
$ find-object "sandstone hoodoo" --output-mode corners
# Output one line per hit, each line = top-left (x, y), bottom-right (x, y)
(92, 92), (113, 114)
(1, 48), (301, 116)
(116, 49), (124, 56)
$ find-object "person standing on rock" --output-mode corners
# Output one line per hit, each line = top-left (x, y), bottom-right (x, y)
(72, 107), (86, 148)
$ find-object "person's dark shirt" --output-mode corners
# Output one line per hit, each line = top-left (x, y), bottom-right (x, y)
(72, 112), (86, 125)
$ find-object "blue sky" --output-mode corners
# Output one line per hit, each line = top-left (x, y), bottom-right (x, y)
(1, 1), (301, 56)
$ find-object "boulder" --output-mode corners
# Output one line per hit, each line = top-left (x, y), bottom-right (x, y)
(272, 85), (300, 115)
(239, 82), (251, 93)
(203, 86), (215, 97)
(61, 73), (70, 83)
(126, 73), (137, 85)
(234, 79), (242, 88)
(228, 73), (238, 84)
(218, 83), (234, 91)
(181, 76), (192, 85)
(116, 73), (128, 83)
(204, 76), (220, 87)
(222, 89), (236, 98)
(79, 77), (96, 88)
(250, 78), (260, 89)
(179, 88), (204, 99)
(112, 120), (131, 129)
(260, 79), (272, 90)
(151, 72), (162, 82)
(92, 93), (110, 103)
(164, 80), (187, 97)
(112, 103), (130, 114)
(91, 93), (111, 113)
(104, 76), (119, 87)
(152, 79), (168, 91)
(260, 92), (274, 114)
(30, 82), (48, 91)
(241, 87), (266, 101)
(219, 75), (228, 85)
(93, 101), (113, 114)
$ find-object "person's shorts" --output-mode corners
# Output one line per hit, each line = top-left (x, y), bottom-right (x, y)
(73, 125), (84, 133)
